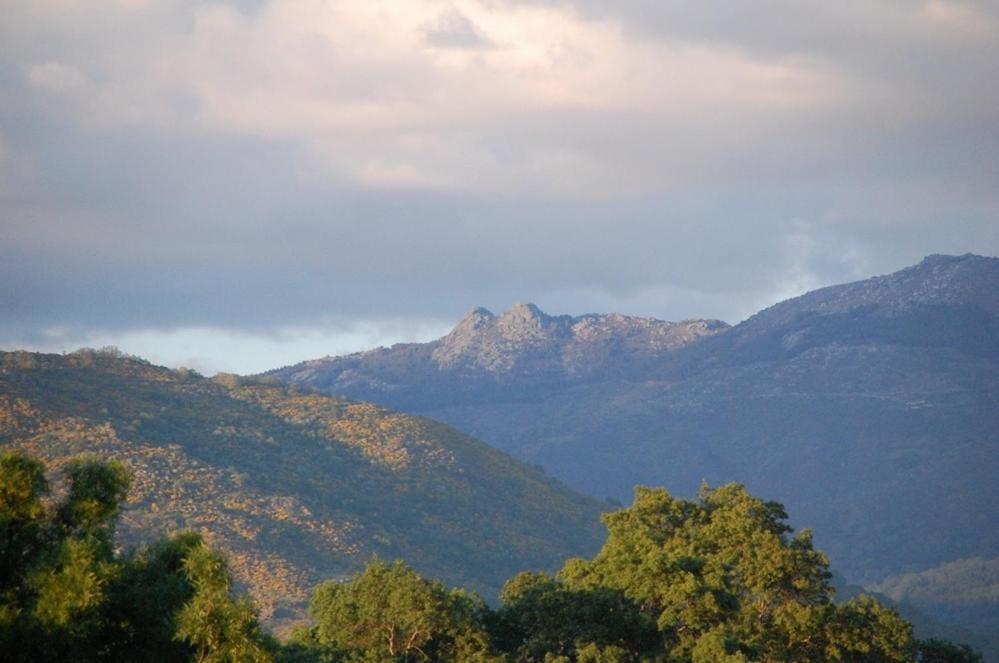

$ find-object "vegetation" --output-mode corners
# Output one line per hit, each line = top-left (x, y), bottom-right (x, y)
(0, 349), (605, 623)
(306, 560), (494, 661)
(869, 558), (999, 610)
(0, 452), (271, 662)
(867, 559), (999, 661)
(1, 452), (984, 661)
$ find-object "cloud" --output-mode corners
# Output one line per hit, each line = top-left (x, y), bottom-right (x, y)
(423, 8), (492, 49)
(4, 320), (452, 375)
(0, 0), (997, 370)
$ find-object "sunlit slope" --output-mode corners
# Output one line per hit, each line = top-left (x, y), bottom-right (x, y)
(0, 350), (605, 622)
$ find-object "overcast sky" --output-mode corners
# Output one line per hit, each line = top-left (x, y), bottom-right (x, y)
(2, 0), (998, 373)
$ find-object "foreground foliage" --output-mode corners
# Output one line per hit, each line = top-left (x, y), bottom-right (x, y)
(0, 452), (271, 662)
(1, 452), (983, 662)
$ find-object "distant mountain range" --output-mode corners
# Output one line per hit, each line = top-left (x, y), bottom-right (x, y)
(267, 253), (999, 648)
(0, 351), (605, 628)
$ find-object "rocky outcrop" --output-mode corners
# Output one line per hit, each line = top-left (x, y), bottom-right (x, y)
(266, 304), (728, 390)
(432, 303), (727, 376)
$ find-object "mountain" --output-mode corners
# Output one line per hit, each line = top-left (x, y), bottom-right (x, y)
(0, 349), (606, 627)
(266, 253), (999, 644)
(269, 303), (727, 407)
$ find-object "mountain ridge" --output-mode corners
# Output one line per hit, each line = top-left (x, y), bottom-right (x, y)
(265, 253), (999, 586)
(266, 306), (728, 405)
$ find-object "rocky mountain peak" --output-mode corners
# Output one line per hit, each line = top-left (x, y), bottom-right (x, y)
(427, 303), (728, 375)
(505, 302), (544, 318)
(495, 303), (562, 340)
(498, 302), (547, 324)
(451, 307), (496, 335)
(267, 305), (728, 390)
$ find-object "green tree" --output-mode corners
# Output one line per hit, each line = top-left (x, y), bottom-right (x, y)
(493, 571), (657, 661)
(0, 454), (49, 605)
(101, 532), (205, 662)
(0, 454), (130, 660)
(0, 453), (51, 654)
(175, 544), (272, 663)
(559, 484), (913, 662)
(1, 452), (269, 662)
(308, 559), (495, 662)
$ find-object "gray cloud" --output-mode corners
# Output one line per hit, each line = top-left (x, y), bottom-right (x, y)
(423, 9), (492, 49)
(1, 0), (997, 371)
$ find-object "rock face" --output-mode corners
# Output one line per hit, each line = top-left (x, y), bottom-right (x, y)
(267, 305), (727, 403)
(432, 303), (727, 376)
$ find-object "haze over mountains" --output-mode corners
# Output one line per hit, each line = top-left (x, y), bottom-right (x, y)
(268, 253), (999, 644)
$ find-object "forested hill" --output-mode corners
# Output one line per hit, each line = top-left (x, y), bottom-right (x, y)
(0, 349), (606, 625)
(264, 253), (999, 649)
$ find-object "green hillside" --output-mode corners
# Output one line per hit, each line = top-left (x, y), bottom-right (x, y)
(0, 349), (605, 625)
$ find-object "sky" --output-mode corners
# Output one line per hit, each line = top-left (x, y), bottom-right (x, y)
(2, 0), (998, 374)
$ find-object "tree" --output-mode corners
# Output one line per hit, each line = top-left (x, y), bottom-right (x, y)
(101, 532), (205, 662)
(0, 452), (270, 662)
(0, 454), (48, 600)
(175, 544), (272, 663)
(0, 454), (130, 660)
(558, 484), (914, 662)
(308, 559), (495, 662)
(492, 571), (657, 661)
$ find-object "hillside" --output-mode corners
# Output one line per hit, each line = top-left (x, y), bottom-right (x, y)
(868, 557), (999, 645)
(266, 253), (999, 646)
(0, 349), (606, 626)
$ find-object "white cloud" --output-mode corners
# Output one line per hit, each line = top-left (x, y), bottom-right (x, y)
(3, 319), (454, 375)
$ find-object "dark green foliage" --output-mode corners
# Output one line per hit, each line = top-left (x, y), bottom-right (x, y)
(288, 483), (984, 662)
(101, 532), (204, 662)
(0, 454), (48, 598)
(916, 638), (984, 662)
(492, 571), (657, 661)
(308, 559), (496, 662)
(0, 453), (130, 660)
(0, 452), (271, 662)
(2, 452), (987, 662)
(58, 457), (130, 547)
(557, 484), (915, 662)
